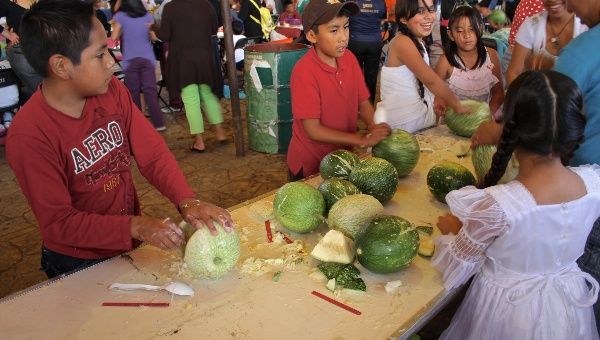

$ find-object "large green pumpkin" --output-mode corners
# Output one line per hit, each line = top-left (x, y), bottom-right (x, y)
(372, 129), (420, 177)
(273, 182), (325, 233)
(319, 149), (360, 180)
(356, 216), (419, 274)
(445, 100), (491, 137)
(348, 157), (398, 204)
(318, 178), (361, 213)
(427, 161), (476, 204)
(471, 145), (519, 184)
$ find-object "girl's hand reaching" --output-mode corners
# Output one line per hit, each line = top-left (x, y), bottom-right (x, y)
(437, 213), (463, 235)
(434, 97), (447, 124)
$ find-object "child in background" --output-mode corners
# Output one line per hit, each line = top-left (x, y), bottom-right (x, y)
(434, 5), (504, 120)
(7, 0), (233, 278)
(279, 0), (301, 25)
(232, 20), (246, 71)
(287, 0), (391, 179)
(374, 0), (468, 133)
(111, 0), (166, 131)
(483, 8), (511, 60)
(433, 70), (600, 339)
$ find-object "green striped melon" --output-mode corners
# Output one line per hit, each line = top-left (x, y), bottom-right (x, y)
(445, 99), (491, 137)
(427, 161), (476, 204)
(184, 222), (240, 279)
(356, 216), (419, 273)
(372, 129), (420, 177)
(273, 182), (325, 233)
(348, 157), (398, 204)
(318, 178), (361, 212)
(319, 150), (360, 180)
(471, 145), (519, 184)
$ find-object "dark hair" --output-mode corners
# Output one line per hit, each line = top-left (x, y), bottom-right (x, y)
(395, 0), (437, 104)
(444, 5), (486, 70)
(120, 0), (148, 18)
(20, 0), (94, 77)
(283, 0), (293, 7)
(482, 70), (586, 188)
(232, 20), (244, 35)
(311, 7), (354, 34)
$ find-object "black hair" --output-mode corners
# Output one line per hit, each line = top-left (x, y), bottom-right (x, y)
(120, 0), (148, 18)
(232, 20), (244, 35)
(311, 6), (354, 34)
(20, 0), (94, 78)
(444, 5), (486, 70)
(283, 0), (293, 7)
(482, 70), (586, 188)
(395, 0), (437, 104)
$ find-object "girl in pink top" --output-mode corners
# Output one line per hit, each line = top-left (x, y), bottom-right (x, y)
(435, 5), (504, 120)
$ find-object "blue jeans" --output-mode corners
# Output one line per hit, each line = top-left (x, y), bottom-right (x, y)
(6, 44), (42, 102)
(577, 217), (600, 330)
(41, 247), (108, 278)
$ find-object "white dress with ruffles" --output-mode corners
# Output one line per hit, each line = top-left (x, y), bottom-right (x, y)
(447, 49), (499, 104)
(432, 165), (600, 340)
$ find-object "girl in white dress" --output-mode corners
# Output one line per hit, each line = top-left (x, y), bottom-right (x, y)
(374, 0), (468, 133)
(432, 70), (600, 340)
(434, 5), (504, 120)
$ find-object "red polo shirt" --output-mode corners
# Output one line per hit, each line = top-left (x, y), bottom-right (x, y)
(287, 48), (370, 177)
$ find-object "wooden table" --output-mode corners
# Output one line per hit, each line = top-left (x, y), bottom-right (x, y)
(0, 126), (474, 339)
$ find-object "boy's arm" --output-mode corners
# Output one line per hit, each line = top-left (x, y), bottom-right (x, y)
(116, 80), (233, 234)
(301, 119), (385, 147)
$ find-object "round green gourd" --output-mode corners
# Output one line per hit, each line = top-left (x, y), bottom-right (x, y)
(318, 178), (361, 213)
(427, 161), (476, 204)
(184, 222), (241, 279)
(273, 182), (325, 233)
(471, 145), (519, 184)
(372, 129), (420, 177)
(445, 99), (491, 137)
(356, 216), (419, 273)
(348, 157), (398, 204)
(319, 149), (360, 180)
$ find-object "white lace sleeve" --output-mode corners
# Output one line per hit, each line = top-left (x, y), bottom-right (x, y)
(431, 186), (510, 290)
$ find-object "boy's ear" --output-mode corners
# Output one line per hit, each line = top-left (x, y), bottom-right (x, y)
(399, 18), (408, 25)
(306, 29), (318, 44)
(48, 54), (73, 80)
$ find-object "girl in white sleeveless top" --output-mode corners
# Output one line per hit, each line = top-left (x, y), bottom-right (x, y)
(435, 5), (504, 120)
(374, 0), (468, 133)
(433, 70), (600, 340)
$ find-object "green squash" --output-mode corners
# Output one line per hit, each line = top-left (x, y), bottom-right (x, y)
(445, 99), (491, 137)
(318, 178), (361, 213)
(273, 182), (325, 233)
(372, 129), (420, 177)
(319, 149), (360, 180)
(427, 161), (476, 204)
(348, 157), (399, 204)
(356, 216), (419, 274)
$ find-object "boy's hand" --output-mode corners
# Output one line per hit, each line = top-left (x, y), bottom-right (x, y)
(437, 213), (462, 235)
(131, 216), (184, 250)
(178, 199), (234, 236)
(363, 123), (390, 147)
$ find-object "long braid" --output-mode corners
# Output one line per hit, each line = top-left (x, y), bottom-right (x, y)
(396, 22), (427, 104)
(481, 118), (519, 188)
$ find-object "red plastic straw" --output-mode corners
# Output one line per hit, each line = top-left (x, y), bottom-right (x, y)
(311, 291), (362, 315)
(102, 302), (169, 307)
(265, 220), (273, 242)
(277, 231), (294, 244)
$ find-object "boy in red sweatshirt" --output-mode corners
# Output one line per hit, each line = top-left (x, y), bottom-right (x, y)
(6, 0), (233, 278)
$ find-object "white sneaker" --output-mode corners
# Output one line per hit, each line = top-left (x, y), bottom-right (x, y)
(155, 126), (167, 132)
(161, 106), (181, 113)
